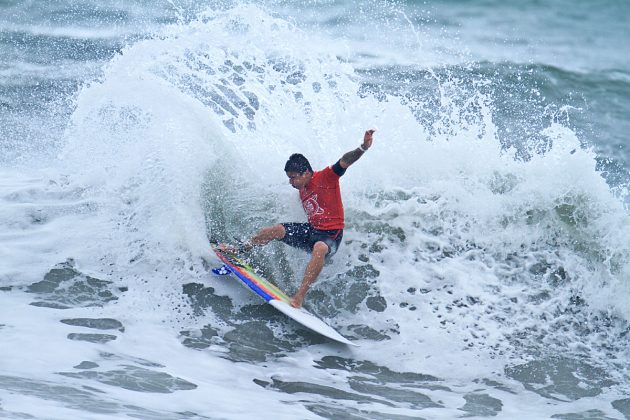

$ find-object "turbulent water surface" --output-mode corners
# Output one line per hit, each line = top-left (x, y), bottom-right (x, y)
(1, 1), (629, 419)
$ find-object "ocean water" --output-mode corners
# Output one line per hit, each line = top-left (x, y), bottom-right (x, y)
(1, 0), (629, 419)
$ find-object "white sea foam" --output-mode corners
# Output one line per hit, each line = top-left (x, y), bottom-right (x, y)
(1, 3), (629, 419)
(56, 0), (629, 376)
(0, 23), (137, 40)
(0, 61), (103, 85)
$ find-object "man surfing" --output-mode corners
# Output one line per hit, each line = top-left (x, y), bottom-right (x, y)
(221, 129), (375, 308)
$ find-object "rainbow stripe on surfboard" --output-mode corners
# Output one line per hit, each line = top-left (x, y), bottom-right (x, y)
(212, 246), (290, 303)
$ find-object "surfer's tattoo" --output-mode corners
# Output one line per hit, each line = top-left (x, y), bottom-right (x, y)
(340, 148), (364, 167)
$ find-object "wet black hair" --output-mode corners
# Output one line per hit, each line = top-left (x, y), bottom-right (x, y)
(284, 153), (313, 173)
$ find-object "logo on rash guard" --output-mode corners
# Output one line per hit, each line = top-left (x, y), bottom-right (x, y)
(303, 194), (324, 217)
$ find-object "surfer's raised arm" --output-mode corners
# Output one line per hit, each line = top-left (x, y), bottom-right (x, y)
(339, 129), (375, 169)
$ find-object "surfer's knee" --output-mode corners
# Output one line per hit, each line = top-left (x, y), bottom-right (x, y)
(251, 224), (286, 246)
(312, 241), (329, 257)
(271, 224), (286, 240)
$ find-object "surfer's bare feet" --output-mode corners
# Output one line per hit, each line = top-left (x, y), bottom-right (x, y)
(217, 243), (238, 253)
(289, 296), (303, 309)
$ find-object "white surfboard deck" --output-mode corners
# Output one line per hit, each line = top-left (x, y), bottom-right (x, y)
(269, 300), (358, 346)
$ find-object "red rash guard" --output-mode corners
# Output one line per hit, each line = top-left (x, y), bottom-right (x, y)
(299, 165), (344, 230)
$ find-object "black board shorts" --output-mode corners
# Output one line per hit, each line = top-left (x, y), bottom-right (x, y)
(281, 223), (343, 258)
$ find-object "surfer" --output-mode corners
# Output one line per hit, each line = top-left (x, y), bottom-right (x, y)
(222, 129), (375, 308)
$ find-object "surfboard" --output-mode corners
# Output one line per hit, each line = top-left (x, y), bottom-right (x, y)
(210, 244), (357, 346)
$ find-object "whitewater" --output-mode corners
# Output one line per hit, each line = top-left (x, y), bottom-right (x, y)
(1, 1), (629, 419)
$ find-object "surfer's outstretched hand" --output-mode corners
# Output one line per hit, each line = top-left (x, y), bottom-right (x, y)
(362, 129), (375, 151)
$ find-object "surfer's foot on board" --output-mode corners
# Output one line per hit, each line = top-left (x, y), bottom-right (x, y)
(218, 242), (251, 254)
(217, 243), (238, 253)
(290, 296), (303, 309)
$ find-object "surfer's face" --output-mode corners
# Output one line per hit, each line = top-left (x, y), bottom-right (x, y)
(286, 171), (311, 190)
